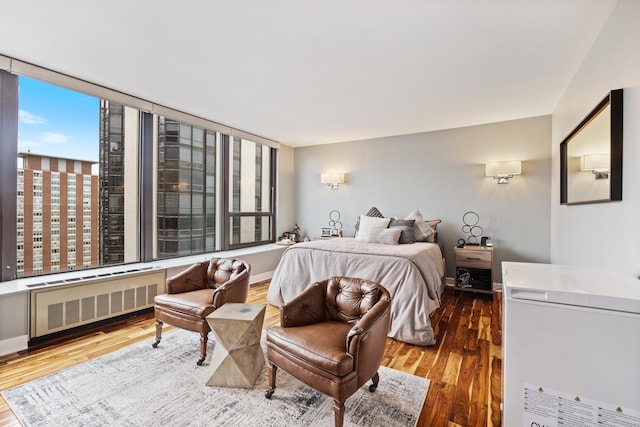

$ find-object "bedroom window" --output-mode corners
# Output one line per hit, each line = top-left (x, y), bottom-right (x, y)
(0, 63), (278, 282)
(226, 137), (275, 248)
(7, 76), (140, 279)
(155, 117), (219, 259)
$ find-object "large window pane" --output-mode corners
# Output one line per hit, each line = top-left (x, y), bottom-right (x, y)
(229, 138), (271, 213)
(228, 138), (274, 247)
(16, 77), (139, 278)
(228, 215), (273, 245)
(155, 117), (218, 259)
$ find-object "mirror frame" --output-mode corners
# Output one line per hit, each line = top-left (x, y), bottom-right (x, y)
(560, 89), (623, 205)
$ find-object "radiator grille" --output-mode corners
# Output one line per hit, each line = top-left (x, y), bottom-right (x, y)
(31, 269), (165, 338)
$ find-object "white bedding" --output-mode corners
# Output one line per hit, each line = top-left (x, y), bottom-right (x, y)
(266, 238), (445, 345)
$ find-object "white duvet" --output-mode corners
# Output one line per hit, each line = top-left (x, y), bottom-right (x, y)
(266, 238), (445, 346)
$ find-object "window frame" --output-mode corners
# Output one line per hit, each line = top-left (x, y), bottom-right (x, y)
(221, 135), (277, 250)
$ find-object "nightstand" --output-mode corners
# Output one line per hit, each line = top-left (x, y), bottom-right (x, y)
(454, 245), (494, 295)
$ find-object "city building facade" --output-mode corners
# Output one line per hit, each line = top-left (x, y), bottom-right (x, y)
(17, 152), (99, 277)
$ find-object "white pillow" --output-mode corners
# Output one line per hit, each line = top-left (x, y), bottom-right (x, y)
(405, 209), (434, 242)
(367, 228), (401, 245)
(355, 215), (391, 241)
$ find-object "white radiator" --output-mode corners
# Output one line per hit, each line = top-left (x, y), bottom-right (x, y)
(30, 268), (166, 338)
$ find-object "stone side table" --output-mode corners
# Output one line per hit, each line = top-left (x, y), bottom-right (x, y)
(205, 303), (266, 388)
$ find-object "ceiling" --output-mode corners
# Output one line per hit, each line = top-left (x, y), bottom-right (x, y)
(0, 0), (617, 147)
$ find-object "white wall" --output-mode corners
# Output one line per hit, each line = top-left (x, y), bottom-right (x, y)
(550, 0), (640, 277)
(276, 144), (296, 237)
(293, 116), (551, 282)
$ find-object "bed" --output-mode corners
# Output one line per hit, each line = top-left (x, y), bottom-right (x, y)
(266, 237), (446, 346)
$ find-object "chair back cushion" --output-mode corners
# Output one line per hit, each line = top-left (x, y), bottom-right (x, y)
(206, 258), (248, 288)
(325, 277), (381, 323)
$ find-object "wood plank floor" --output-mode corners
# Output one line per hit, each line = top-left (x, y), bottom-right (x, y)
(0, 282), (502, 427)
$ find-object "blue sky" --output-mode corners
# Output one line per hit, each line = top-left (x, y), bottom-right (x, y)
(18, 76), (99, 161)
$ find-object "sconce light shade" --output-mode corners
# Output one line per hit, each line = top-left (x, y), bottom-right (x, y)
(581, 154), (610, 179)
(485, 161), (522, 184)
(321, 173), (345, 190)
(581, 154), (610, 171)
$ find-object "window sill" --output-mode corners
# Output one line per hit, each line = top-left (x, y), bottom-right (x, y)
(0, 243), (285, 296)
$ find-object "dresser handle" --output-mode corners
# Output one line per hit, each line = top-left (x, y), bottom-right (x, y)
(466, 257), (482, 261)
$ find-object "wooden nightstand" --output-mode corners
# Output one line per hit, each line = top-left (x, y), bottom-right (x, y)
(454, 245), (494, 295)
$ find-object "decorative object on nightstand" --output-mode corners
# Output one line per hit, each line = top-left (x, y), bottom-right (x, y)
(461, 211), (483, 245)
(280, 223), (305, 244)
(328, 210), (342, 236)
(276, 238), (295, 246)
(454, 244), (494, 296)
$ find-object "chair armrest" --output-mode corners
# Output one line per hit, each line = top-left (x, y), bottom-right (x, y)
(280, 282), (327, 327)
(166, 262), (208, 294)
(347, 295), (391, 355)
(211, 268), (250, 308)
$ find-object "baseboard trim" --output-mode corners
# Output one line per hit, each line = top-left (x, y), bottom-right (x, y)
(250, 270), (274, 285)
(0, 334), (28, 356)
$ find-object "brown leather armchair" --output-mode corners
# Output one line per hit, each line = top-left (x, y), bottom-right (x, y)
(265, 277), (391, 427)
(152, 257), (251, 365)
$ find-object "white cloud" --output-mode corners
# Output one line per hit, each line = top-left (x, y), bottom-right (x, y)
(41, 132), (68, 144)
(18, 140), (39, 148)
(18, 109), (47, 125)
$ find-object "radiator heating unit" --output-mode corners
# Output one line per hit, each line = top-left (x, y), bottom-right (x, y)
(30, 268), (166, 338)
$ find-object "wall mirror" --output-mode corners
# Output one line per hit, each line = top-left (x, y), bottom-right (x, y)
(560, 89), (623, 205)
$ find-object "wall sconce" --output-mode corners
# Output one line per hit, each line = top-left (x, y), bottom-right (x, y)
(485, 161), (522, 184)
(581, 154), (610, 179)
(321, 173), (345, 190)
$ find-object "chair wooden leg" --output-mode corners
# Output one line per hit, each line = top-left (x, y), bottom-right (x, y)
(369, 371), (379, 392)
(265, 364), (278, 399)
(333, 399), (345, 427)
(152, 319), (163, 348)
(197, 332), (208, 366)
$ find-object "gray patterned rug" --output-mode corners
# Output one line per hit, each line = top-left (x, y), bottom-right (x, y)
(2, 329), (429, 426)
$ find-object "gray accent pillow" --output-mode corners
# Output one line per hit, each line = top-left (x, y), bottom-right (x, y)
(366, 228), (401, 245)
(388, 219), (416, 244)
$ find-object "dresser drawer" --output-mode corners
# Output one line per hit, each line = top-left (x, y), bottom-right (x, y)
(455, 249), (492, 269)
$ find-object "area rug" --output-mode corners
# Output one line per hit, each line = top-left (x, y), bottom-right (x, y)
(2, 329), (429, 427)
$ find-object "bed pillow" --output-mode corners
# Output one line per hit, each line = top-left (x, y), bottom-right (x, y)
(354, 206), (385, 237)
(388, 219), (416, 244)
(425, 219), (441, 243)
(355, 215), (391, 241)
(426, 219), (441, 230)
(405, 209), (435, 242)
(366, 228), (401, 245)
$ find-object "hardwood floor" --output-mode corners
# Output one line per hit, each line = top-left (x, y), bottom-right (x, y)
(0, 282), (502, 427)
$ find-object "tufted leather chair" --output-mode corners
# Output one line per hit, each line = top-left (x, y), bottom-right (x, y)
(152, 257), (251, 365)
(265, 277), (391, 427)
